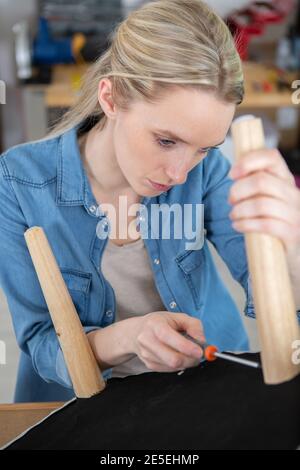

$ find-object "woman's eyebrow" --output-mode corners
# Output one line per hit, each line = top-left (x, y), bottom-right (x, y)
(154, 129), (189, 144)
(154, 129), (225, 148)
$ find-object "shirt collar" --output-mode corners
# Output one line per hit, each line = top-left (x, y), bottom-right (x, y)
(56, 125), (97, 211)
(56, 124), (154, 213)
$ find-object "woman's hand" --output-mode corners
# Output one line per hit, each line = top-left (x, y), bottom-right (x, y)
(228, 148), (300, 302)
(130, 311), (205, 372)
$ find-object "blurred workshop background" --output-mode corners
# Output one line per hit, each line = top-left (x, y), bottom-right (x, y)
(0, 0), (300, 402)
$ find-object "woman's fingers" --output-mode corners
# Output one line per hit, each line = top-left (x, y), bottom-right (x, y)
(141, 340), (201, 371)
(141, 357), (193, 373)
(231, 217), (300, 246)
(229, 149), (295, 185)
(156, 326), (203, 360)
(136, 312), (205, 372)
(228, 147), (300, 251)
(229, 196), (300, 229)
(139, 326), (203, 370)
(229, 170), (298, 207)
(171, 313), (206, 342)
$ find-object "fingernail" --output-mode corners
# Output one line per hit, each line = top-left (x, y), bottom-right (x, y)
(193, 347), (202, 357)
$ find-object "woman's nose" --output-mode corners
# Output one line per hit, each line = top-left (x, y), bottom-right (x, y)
(165, 160), (188, 185)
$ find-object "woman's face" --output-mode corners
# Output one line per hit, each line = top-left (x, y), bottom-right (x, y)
(112, 85), (236, 197)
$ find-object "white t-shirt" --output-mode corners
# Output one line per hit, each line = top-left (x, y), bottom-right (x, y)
(101, 236), (166, 378)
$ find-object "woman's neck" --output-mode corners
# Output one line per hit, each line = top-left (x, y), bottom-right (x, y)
(79, 120), (136, 198)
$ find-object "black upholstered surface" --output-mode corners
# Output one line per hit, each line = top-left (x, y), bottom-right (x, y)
(6, 354), (300, 450)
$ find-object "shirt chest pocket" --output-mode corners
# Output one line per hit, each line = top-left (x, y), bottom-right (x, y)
(175, 249), (206, 310)
(60, 268), (92, 323)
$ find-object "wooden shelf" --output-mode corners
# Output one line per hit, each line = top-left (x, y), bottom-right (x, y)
(39, 61), (298, 110)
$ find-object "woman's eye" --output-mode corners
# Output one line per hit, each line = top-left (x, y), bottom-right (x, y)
(157, 138), (176, 148)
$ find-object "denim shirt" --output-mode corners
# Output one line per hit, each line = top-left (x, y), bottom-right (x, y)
(0, 124), (257, 402)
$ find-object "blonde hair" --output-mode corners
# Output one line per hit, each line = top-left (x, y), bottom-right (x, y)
(49, 0), (244, 137)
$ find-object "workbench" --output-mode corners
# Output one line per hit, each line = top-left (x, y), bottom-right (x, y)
(0, 402), (63, 448)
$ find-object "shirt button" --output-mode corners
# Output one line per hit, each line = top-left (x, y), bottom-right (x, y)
(89, 204), (97, 213)
(153, 258), (160, 265)
(100, 218), (109, 230)
(169, 301), (177, 309)
(105, 310), (113, 318)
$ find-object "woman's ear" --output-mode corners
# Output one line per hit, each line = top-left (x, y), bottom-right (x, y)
(97, 78), (117, 119)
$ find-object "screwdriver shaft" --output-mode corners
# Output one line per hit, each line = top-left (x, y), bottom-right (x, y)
(182, 332), (261, 369)
(214, 351), (261, 369)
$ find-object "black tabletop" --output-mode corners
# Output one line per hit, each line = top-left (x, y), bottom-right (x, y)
(6, 354), (300, 450)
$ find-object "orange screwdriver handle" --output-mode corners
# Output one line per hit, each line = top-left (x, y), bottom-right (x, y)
(181, 333), (218, 362)
(203, 345), (218, 362)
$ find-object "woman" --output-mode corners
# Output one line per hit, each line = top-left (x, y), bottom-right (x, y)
(1, 0), (299, 403)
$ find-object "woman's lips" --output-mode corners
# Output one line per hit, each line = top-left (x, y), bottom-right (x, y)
(147, 179), (171, 191)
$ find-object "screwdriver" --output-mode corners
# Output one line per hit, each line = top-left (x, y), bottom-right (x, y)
(182, 332), (261, 369)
